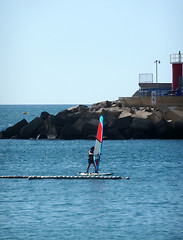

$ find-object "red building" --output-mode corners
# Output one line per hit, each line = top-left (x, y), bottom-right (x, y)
(170, 51), (183, 92)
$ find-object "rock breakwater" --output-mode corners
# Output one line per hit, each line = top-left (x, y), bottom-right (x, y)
(1, 100), (183, 140)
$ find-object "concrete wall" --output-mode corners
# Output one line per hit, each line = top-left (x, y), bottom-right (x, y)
(118, 96), (183, 108)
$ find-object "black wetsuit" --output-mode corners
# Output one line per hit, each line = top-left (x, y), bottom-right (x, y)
(88, 150), (94, 164)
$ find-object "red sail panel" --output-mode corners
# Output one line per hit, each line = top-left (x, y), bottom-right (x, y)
(96, 121), (102, 142)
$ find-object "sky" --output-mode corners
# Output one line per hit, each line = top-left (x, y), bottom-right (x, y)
(0, 0), (183, 104)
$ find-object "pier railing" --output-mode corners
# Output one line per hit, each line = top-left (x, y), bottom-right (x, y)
(170, 53), (183, 63)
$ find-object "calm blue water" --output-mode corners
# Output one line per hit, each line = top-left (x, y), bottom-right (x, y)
(0, 105), (75, 131)
(0, 105), (183, 240)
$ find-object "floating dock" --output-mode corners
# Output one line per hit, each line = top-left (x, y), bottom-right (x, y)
(0, 176), (29, 179)
(0, 175), (129, 180)
(28, 175), (123, 180)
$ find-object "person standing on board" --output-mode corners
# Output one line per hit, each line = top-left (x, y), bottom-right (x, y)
(86, 146), (98, 173)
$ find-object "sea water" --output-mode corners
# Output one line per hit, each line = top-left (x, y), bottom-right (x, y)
(0, 105), (183, 240)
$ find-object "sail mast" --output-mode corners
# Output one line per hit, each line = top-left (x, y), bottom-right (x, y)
(94, 115), (103, 172)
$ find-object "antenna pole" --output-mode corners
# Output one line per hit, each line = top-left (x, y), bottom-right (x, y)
(154, 60), (161, 84)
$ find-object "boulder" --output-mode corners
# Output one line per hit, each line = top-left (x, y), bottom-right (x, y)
(0, 131), (4, 139)
(96, 108), (122, 126)
(130, 117), (155, 139)
(40, 111), (49, 120)
(56, 108), (88, 125)
(132, 130), (150, 139)
(148, 110), (163, 124)
(165, 107), (183, 123)
(47, 125), (57, 139)
(44, 115), (58, 139)
(67, 105), (89, 113)
(74, 118), (98, 138)
(119, 109), (132, 118)
(111, 116), (133, 131)
(132, 110), (152, 119)
(90, 100), (112, 111)
(174, 119), (183, 138)
(60, 124), (82, 139)
(131, 117), (153, 131)
(120, 128), (134, 139)
(154, 119), (173, 139)
(111, 100), (123, 108)
(20, 117), (43, 139)
(56, 105), (88, 117)
(36, 133), (47, 139)
(52, 115), (67, 128)
(105, 128), (123, 140)
(1, 119), (28, 139)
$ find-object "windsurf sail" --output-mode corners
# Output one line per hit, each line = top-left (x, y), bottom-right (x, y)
(94, 115), (104, 172)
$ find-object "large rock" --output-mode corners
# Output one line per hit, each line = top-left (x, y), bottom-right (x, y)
(46, 125), (57, 139)
(132, 130), (151, 139)
(132, 110), (153, 119)
(131, 117), (153, 131)
(165, 107), (183, 123)
(1, 119), (28, 139)
(154, 119), (173, 139)
(56, 106), (88, 125)
(105, 128), (123, 139)
(90, 100), (112, 111)
(60, 123), (82, 139)
(173, 119), (183, 138)
(67, 105), (89, 113)
(120, 128), (134, 139)
(56, 105), (88, 117)
(111, 116), (133, 131)
(96, 108), (122, 127)
(40, 111), (49, 120)
(74, 118), (99, 138)
(148, 110), (163, 124)
(20, 117), (43, 139)
(44, 115), (58, 139)
(36, 130), (47, 139)
(130, 116), (155, 139)
(119, 109), (132, 118)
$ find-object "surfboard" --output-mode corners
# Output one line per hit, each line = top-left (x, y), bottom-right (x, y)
(78, 172), (113, 176)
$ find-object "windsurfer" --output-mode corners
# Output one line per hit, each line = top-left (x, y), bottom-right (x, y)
(86, 146), (98, 173)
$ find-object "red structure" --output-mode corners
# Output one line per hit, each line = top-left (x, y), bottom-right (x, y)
(170, 51), (183, 91)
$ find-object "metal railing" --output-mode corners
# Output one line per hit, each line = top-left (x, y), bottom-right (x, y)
(170, 53), (183, 63)
(139, 73), (153, 83)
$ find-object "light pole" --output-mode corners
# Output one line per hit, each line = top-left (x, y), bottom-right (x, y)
(154, 60), (161, 84)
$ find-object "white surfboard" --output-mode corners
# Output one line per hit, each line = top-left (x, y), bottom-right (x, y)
(78, 172), (113, 176)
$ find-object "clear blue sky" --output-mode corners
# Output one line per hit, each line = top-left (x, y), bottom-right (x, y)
(0, 0), (182, 104)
